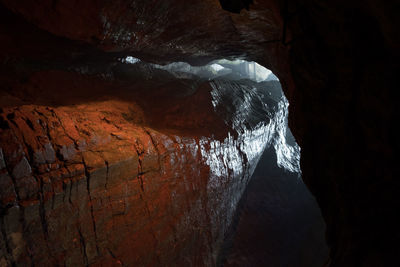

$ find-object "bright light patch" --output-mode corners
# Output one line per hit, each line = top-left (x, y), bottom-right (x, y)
(125, 56), (140, 64)
(210, 64), (225, 72)
(119, 57), (278, 82)
(213, 59), (276, 82)
(253, 62), (272, 82)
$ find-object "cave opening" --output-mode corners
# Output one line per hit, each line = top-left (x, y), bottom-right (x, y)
(0, 41), (328, 264)
(115, 56), (328, 266)
(1, 0), (397, 266)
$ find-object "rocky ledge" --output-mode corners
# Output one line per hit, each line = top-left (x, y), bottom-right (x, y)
(0, 60), (296, 266)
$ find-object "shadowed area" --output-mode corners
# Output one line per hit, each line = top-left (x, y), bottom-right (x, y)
(219, 147), (328, 266)
(0, 0), (399, 266)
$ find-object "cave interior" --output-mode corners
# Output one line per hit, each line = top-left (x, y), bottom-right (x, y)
(0, 0), (398, 266)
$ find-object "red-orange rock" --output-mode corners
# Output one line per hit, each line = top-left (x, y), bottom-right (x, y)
(0, 0), (398, 266)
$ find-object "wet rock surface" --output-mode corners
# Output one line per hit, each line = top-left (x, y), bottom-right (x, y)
(0, 0), (399, 266)
(0, 54), (313, 265)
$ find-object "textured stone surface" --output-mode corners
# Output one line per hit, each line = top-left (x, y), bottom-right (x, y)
(0, 59), (299, 265)
(0, 0), (398, 266)
(0, 100), (241, 266)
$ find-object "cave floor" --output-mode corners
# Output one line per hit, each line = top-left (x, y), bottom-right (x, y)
(219, 147), (329, 267)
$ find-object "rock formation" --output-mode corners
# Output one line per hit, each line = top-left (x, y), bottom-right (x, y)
(0, 0), (398, 266)
(0, 44), (306, 265)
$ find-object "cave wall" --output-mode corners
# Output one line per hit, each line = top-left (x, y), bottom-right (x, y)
(0, 68), (275, 266)
(219, 147), (328, 267)
(268, 1), (399, 266)
(0, 33), (294, 265)
(0, 0), (399, 266)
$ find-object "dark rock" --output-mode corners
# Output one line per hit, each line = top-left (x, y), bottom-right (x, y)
(12, 157), (31, 179)
(0, 0), (398, 266)
(0, 149), (5, 169)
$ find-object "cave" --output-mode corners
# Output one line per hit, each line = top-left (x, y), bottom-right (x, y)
(0, 0), (398, 266)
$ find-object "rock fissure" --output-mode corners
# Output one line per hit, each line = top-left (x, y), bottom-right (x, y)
(134, 139), (146, 192)
(81, 157), (100, 255)
(142, 127), (162, 172)
(77, 226), (89, 267)
(1, 0), (395, 265)
(106, 247), (125, 267)
(49, 109), (79, 149)
(104, 160), (109, 190)
(33, 109), (54, 145)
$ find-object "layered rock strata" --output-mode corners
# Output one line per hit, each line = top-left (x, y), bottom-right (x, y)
(0, 60), (295, 266)
(0, 0), (398, 265)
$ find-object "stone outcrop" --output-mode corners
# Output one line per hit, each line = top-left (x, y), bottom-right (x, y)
(0, 0), (398, 266)
(0, 100), (242, 266)
(1, 101), (224, 266)
(0, 57), (298, 265)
